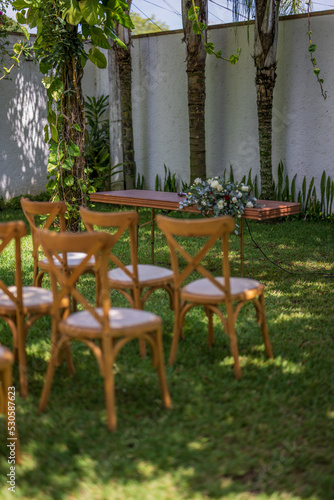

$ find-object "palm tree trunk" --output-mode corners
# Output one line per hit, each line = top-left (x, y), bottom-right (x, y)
(254, 0), (280, 199)
(115, 0), (135, 189)
(182, 0), (207, 183)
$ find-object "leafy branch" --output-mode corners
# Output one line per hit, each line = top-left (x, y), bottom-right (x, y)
(307, 2), (327, 99)
(189, 0), (241, 64)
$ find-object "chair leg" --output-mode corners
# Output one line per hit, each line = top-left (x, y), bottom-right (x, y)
(38, 340), (60, 412)
(133, 287), (147, 358)
(226, 302), (242, 379)
(155, 327), (172, 409)
(17, 315), (28, 399)
(259, 294), (274, 359)
(205, 307), (214, 347)
(2, 365), (22, 464)
(102, 338), (117, 431)
(169, 311), (182, 365)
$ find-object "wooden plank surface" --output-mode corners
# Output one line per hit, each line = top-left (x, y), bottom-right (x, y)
(90, 190), (300, 221)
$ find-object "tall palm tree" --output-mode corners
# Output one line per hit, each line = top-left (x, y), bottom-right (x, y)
(182, 0), (208, 183)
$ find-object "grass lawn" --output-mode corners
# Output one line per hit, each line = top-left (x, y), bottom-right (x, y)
(0, 205), (333, 500)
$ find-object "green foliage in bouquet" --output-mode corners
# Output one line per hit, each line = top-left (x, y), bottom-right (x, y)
(179, 177), (258, 233)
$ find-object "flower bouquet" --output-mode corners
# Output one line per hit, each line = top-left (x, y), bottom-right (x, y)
(179, 177), (259, 233)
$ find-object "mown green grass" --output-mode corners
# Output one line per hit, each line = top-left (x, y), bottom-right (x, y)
(0, 206), (333, 500)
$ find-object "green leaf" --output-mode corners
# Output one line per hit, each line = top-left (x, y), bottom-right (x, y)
(314, 68), (321, 76)
(192, 23), (201, 35)
(13, 43), (22, 55)
(11, 56), (20, 64)
(16, 12), (26, 24)
(308, 44), (317, 53)
(199, 22), (207, 31)
(51, 124), (58, 142)
(79, 0), (101, 26)
(69, 141), (81, 156)
(47, 162), (58, 173)
(73, 123), (81, 132)
(50, 78), (64, 101)
(188, 5), (199, 22)
(88, 47), (107, 69)
(39, 61), (51, 74)
(64, 0), (83, 25)
(22, 27), (30, 40)
(12, 0), (31, 9)
(64, 175), (74, 186)
(205, 43), (215, 55)
(90, 26), (111, 49)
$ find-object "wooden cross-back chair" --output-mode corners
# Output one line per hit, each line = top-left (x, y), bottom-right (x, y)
(36, 228), (171, 431)
(80, 207), (174, 356)
(0, 345), (21, 463)
(20, 198), (96, 289)
(0, 221), (54, 398)
(156, 214), (273, 379)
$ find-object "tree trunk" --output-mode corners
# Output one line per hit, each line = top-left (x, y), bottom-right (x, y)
(61, 23), (86, 231)
(115, 0), (135, 190)
(254, 0), (280, 200)
(182, 0), (207, 184)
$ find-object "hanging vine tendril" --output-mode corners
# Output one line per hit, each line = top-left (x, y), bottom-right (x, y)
(307, 2), (327, 99)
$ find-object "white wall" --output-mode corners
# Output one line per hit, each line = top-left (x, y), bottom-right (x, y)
(1, 13), (334, 199)
(0, 35), (107, 199)
(132, 13), (334, 196)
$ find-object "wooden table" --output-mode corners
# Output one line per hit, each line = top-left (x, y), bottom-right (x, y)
(90, 190), (301, 275)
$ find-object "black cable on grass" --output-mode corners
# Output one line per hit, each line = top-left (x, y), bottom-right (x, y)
(245, 219), (334, 279)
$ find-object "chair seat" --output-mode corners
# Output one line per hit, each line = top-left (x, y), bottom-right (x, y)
(61, 307), (161, 337)
(182, 277), (264, 303)
(39, 252), (95, 269)
(108, 264), (173, 287)
(0, 286), (53, 314)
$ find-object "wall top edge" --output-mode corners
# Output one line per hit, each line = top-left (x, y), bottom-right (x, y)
(7, 9), (334, 40)
(133, 9), (334, 38)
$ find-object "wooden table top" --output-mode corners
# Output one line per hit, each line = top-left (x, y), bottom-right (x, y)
(90, 190), (301, 221)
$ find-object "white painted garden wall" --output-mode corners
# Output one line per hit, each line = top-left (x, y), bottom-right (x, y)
(132, 12), (334, 195)
(1, 12), (334, 199)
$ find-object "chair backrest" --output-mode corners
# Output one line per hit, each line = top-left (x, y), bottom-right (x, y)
(36, 228), (114, 328)
(0, 221), (27, 309)
(20, 198), (67, 267)
(80, 207), (139, 284)
(156, 215), (235, 295)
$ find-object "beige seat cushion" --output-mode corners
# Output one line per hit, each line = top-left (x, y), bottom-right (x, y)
(108, 264), (173, 286)
(182, 277), (263, 303)
(40, 252), (95, 268)
(0, 286), (53, 313)
(62, 307), (161, 336)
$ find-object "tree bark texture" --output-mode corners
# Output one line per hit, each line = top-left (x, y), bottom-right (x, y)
(61, 23), (86, 230)
(182, 0), (207, 184)
(254, 0), (280, 200)
(115, 1), (135, 190)
(116, 40), (135, 189)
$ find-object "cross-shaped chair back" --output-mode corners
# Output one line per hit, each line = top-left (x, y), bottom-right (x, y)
(156, 215), (235, 296)
(0, 221), (27, 311)
(20, 198), (67, 286)
(80, 207), (139, 287)
(36, 228), (114, 327)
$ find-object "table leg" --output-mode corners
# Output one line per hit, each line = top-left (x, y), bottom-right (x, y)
(135, 206), (139, 252)
(151, 208), (155, 264)
(240, 218), (244, 277)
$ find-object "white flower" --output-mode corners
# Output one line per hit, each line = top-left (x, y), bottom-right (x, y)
(241, 185), (249, 192)
(216, 184), (223, 192)
(237, 191), (242, 198)
(246, 201), (254, 208)
(211, 180), (219, 189)
(232, 197), (238, 203)
(217, 200), (225, 209)
(201, 200), (207, 206)
(194, 178), (202, 185)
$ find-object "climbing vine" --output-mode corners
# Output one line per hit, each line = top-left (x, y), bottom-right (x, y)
(189, 0), (241, 64)
(13, 0), (133, 230)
